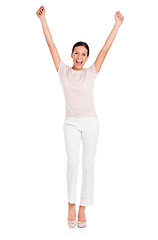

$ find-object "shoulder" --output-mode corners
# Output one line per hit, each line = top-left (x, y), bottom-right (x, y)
(84, 62), (98, 78)
(57, 60), (70, 73)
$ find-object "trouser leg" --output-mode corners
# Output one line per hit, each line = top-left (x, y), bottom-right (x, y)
(63, 121), (81, 204)
(80, 118), (100, 206)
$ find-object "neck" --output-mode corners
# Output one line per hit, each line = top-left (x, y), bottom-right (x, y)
(72, 66), (83, 71)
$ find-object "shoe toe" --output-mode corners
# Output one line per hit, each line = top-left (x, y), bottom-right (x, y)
(68, 220), (76, 228)
(77, 221), (87, 228)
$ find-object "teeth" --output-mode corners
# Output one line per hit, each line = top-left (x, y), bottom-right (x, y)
(76, 60), (82, 63)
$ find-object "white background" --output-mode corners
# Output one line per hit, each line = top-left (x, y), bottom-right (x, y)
(0, 0), (158, 239)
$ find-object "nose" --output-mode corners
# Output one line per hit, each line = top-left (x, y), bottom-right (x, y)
(77, 53), (82, 59)
(77, 56), (82, 60)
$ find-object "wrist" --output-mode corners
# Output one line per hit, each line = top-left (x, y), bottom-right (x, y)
(40, 15), (46, 22)
(114, 22), (121, 29)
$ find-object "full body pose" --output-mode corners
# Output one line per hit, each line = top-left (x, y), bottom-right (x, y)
(36, 6), (124, 228)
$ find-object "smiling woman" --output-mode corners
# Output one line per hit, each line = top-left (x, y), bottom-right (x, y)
(36, 5), (124, 229)
(71, 41), (90, 71)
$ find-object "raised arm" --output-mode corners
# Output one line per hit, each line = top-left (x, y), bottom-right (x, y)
(36, 6), (60, 71)
(95, 11), (124, 73)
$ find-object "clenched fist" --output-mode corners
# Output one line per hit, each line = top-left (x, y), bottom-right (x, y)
(36, 6), (46, 20)
(115, 11), (124, 26)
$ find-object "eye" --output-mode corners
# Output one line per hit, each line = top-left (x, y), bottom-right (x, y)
(83, 54), (86, 56)
(75, 52), (78, 54)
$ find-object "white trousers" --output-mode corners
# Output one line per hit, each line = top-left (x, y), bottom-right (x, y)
(63, 117), (100, 206)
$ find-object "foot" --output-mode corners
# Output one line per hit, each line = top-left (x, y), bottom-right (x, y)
(78, 206), (86, 222)
(68, 203), (76, 221)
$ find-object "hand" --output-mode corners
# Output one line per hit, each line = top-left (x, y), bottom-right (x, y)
(36, 6), (46, 20)
(115, 11), (124, 27)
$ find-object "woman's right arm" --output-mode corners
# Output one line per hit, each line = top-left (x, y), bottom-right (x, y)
(36, 6), (60, 71)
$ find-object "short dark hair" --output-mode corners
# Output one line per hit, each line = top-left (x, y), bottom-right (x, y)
(72, 41), (89, 56)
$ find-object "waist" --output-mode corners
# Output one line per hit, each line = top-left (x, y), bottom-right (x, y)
(65, 116), (98, 122)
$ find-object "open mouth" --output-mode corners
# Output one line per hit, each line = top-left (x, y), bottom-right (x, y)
(76, 60), (83, 66)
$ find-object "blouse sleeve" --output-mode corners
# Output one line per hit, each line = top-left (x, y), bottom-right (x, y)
(58, 59), (68, 78)
(86, 62), (98, 80)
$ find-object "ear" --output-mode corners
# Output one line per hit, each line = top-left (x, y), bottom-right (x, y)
(71, 53), (73, 59)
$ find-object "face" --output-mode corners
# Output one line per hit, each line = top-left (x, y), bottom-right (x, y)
(71, 46), (89, 70)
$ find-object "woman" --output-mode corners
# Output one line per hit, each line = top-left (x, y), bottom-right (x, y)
(36, 6), (124, 228)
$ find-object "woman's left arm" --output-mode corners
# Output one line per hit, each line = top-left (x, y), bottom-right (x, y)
(95, 11), (124, 73)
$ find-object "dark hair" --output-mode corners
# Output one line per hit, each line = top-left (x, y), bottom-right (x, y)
(72, 41), (89, 57)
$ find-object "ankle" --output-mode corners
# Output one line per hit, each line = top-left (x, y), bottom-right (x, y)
(79, 205), (85, 208)
(68, 203), (76, 221)
(68, 203), (76, 210)
(78, 206), (85, 212)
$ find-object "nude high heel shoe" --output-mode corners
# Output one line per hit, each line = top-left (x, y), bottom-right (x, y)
(77, 206), (87, 228)
(68, 203), (76, 228)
